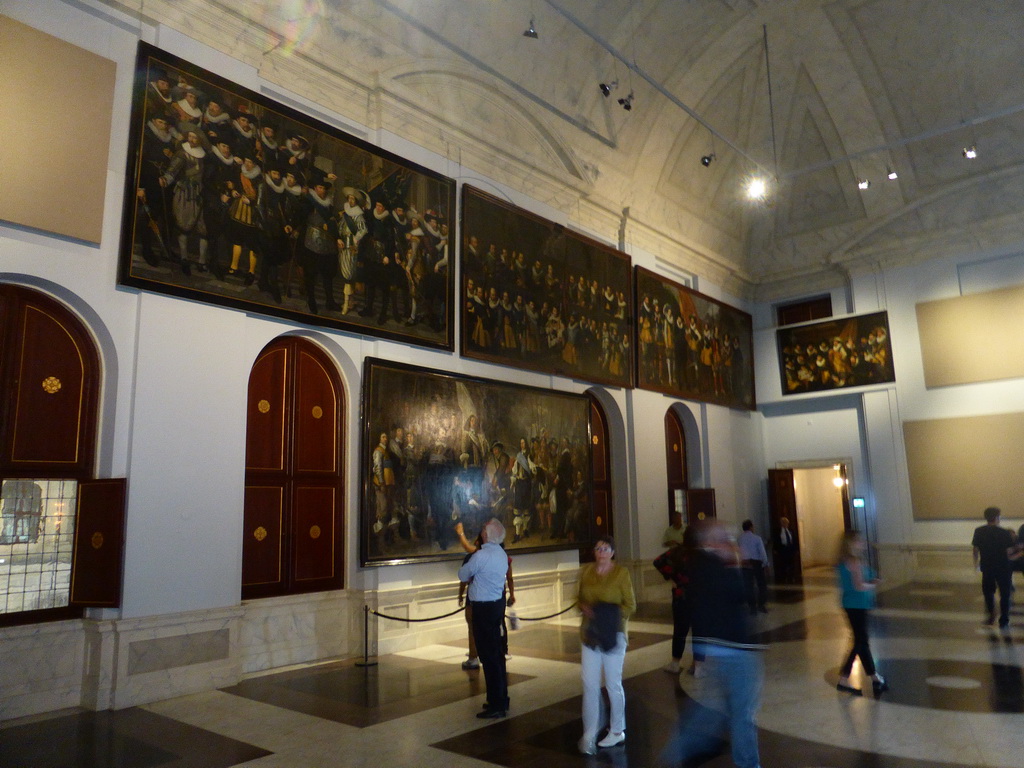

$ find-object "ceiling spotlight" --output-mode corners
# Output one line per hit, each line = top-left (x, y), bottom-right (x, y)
(963, 145), (977, 159)
(617, 91), (634, 111)
(523, 18), (538, 39)
(746, 178), (767, 200)
(599, 80), (618, 97)
(700, 153), (716, 167)
(857, 179), (870, 190)
(886, 167), (898, 180)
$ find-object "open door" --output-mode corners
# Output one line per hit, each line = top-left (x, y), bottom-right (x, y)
(767, 469), (802, 583)
(70, 478), (127, 606)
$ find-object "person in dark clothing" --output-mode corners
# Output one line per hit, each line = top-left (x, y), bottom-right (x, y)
(972, 506), (1018, 628)
(658, 520), (764, 768)
(654, 524), (704, 677)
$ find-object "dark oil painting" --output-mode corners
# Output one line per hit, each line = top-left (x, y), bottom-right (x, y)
(459, 186), (634, 388)
(361, 358), (594, 566)
(634, 267), (755, 410)
(777, 310), (895, 395)
(119, 42), (456, 350)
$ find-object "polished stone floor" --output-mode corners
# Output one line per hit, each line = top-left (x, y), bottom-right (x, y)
(4, 575), (1024, 767)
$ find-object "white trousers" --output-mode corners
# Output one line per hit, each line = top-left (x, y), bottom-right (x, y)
(580, 632), (628, 738)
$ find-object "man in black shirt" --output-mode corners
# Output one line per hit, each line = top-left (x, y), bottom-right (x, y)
(971, 506), (1017, 628)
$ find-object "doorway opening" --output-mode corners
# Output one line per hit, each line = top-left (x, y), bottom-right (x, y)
(768, 464), (854, 583)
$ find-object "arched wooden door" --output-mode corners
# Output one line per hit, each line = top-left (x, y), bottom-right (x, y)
(585, 394), (613, 557)
(664, 408), (688, 524)
(242, 337), (344, 598)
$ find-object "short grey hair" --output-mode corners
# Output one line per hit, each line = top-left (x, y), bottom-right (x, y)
(484, 518), (506, 545)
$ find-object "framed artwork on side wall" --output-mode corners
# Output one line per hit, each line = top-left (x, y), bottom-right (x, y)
(776, 310), (895, 395)
(634, 267), (755, 410)
(360, 358), (594, 566)
(459, 186), (634, 388)
(119, 42), (456, 350)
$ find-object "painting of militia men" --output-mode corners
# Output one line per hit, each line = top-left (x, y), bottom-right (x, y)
(634, 267), (755, 410)
(119, 43), (456, 350)
(460, 187), (634, 388)
(777, 310), (895, 395)
(361, 359), (594, 566)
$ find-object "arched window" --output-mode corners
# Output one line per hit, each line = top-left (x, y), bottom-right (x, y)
(0, 284), (123, 625)
(664, 408), (688, 524)
(242, 337), (344, 598)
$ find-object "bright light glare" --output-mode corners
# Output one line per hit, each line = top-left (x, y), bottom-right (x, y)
(857, 179), (870, 190)
(746, 178), (767, 199)
(963, 145), (977, 159)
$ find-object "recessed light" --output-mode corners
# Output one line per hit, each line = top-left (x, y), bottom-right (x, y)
(746, 178), (767, 199)
(963, 145), (977, 159)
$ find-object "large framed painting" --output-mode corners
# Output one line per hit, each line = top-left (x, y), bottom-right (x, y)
(634, 267), (755, 410)
(777, 310), (895, 394)
(460, 186), (634, 388)
(119, 42), (456, 350)
(361, 358), (594, 566)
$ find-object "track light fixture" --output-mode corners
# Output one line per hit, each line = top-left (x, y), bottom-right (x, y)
(599, 80), (618, 97)
(700, 153), (716, 167)
(523, 18), (538, 39)
(963, 145), (977, 159)
(617, 91), (634, 111)
(886, 167), (898, 180)
(857, 179), (870, 190)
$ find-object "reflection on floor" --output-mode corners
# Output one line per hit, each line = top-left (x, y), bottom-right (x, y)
(5, 578), (1024, 767)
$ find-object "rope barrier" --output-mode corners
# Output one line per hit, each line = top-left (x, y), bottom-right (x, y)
(370, 605), (466, 623)
(519, 601), (578, 621)
(368, 601), (579, 624)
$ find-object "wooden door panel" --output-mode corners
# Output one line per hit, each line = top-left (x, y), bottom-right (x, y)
(767, 468), (802, 581)
(9, 306), (92, 470)
(246, 347), (288, 472)
(686, 488), (716, 521)
(292, 485), (336, 582)
(664, 410), (686, 486)
(70, 478), (126, 606)
(242, 485), (284, 587)
(589, 400), (608, 483)
(293, 351), (338, 474)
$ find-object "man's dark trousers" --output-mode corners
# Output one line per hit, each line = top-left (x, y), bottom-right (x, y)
(471, 598), (508, 712)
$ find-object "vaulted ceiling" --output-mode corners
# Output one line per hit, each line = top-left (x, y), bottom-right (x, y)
(114, 0), (1024, 299)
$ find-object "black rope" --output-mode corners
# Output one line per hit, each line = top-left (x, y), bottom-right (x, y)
(369, 601), (580, 624)
(519, 601), (578, 621)
(371, 605), (466, 623)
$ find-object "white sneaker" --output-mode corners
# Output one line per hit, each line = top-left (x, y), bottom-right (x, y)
(598, 731), (625, 748)
(662, 660), (681, 674)
(578, 736), (597, 755)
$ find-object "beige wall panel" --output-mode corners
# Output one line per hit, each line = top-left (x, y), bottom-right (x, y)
(916, 284), (1024, 388)
(0, 15), (115, 244)
(903, 413), (1024, 520)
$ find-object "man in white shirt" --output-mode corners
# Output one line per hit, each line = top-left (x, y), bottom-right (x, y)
(458, 518), (511, 717)
(738, 519), (769, 613)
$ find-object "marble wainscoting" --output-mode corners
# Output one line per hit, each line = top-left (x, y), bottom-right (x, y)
(237, 589), (364, 674)
(371, 568), (581, 657)
(877, 543), (973, 585)
(0, 618), (87, 720)
(95, 605), (245, 712)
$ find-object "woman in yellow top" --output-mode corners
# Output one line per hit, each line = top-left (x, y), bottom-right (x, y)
(577, 536), (636, 755)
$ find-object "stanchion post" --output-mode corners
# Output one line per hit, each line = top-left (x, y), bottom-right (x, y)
(355, 604), (378, 667)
